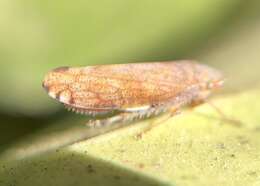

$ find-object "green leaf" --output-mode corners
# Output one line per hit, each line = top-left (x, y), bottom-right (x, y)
(1, 89), (260, 186)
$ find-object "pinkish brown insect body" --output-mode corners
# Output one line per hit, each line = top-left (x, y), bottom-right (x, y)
(42, 60), (223, 127)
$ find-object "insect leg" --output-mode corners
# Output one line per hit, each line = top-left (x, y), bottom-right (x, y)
(135, 88), (204, 137)
(86, 111), (151, 128)
(205, 100), (243, 126)
(189, 90), (210, 107)
(187, 89), (242, 126)
(135, 106), (181, 139)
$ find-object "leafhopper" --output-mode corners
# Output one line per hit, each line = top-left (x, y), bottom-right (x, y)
(42, 61), (223, 128)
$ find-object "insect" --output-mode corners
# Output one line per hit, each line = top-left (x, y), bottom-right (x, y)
(42, 60), (223, 128)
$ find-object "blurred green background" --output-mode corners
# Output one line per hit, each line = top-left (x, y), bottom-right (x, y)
(0, 0), (260, 149)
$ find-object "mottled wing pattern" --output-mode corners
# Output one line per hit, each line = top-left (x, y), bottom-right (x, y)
(42, 61), (223, 118)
